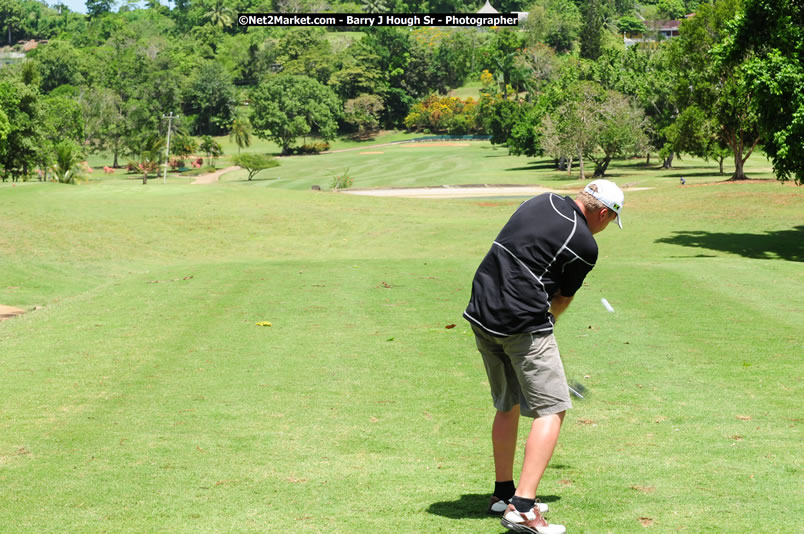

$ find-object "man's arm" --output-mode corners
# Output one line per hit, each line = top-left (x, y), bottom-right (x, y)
(549, 290), (574, 321)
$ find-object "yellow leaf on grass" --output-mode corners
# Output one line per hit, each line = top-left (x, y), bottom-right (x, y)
(256, 321), (272, 327)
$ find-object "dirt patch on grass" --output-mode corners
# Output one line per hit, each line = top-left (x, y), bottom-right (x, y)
(191, 166), (240, 185)
(0, 305), (25, 321)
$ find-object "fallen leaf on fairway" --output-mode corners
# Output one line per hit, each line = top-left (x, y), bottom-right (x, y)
(256, 321), (272, 326)
(558, 479), (572, 486)
(736, 415), (752, 421)
(424, 411), (433, 420)
(197, 446), (206, 453)
(287, 477), (307, 483)
(577, 419), (596, 425)
(730, 435), (743, 441)
(445, 324), (456, 329)
(370, 417), (379, 423)
(654, 416), (667, 423)
(638, 517), (654, 527)
(379, 281), (392, 288)
(630, 485), (655, 493)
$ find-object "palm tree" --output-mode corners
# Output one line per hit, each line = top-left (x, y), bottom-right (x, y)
(361, 0), (389, 13)
(51, 141), (84, 184)
(135, 135), (165, 185)
(205, 0), (234, 28)
(228, 115), (252, 154)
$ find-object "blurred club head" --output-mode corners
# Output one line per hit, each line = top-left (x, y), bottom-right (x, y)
(568, 381), (587, 400)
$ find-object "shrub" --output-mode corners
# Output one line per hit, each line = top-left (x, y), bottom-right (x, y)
(330, 168), (353, 190)
(404, 95), (481, 135)
(293, 141), (330, 155)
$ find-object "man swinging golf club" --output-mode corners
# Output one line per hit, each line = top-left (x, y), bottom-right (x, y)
(463, 180), (624, 534)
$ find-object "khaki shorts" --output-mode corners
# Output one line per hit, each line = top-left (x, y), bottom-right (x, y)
(472, 325), (572, 418)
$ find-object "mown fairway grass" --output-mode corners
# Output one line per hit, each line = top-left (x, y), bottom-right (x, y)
(1, 142), (802, 533)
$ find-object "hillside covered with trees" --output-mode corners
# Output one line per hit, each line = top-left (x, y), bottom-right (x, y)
(0, 0), (801, 183)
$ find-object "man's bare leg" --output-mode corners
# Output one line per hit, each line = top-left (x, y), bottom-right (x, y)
(492, 405), (520, 481)
(515, 411), (565, 499)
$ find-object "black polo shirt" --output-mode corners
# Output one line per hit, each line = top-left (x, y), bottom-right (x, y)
(464, 193), (598, 336)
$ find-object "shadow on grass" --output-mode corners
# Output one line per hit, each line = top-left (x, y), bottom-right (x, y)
(427, 494), (561, 520)
(665, 171), (729, 178)
(505, 162), (558, 172)
(656, 226), (804, 262)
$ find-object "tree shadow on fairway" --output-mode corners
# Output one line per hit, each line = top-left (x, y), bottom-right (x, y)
(427, 494), (561, 520)
(665, 171), (728, 178)
(505, 162), (558, 172)
(656, 226), (804, 262)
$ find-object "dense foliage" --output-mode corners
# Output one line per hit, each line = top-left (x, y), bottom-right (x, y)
(0, 0), (800, 183)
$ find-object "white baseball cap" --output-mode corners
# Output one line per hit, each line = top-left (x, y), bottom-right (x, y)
(584, 179), (624, 228)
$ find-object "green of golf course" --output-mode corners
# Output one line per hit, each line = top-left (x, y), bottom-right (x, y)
(1, 140), (801, 532)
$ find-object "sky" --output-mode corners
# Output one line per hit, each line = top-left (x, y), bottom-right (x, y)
(54, 0), (87, 13)
(53, 0), (150, 14)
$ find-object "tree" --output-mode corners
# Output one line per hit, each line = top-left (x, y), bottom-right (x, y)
(344, 94), (384, 138)
(0, 109), (9, 145)
(618, 15), (647, 35)
(539, 82), (605, 179)
(78, 86), (124, 166)
(86, 0), (115, 18)
(27, 40), (88, 94)
(231, 153), (279, 181)
(131, 135), (164, 184)
(485, 30), (524, 95)
(250, 75), (341, 155)
(669, 0), (761, 180)
(524, 0), (582, 54)
(361, 0), (389, 13)
(720, 0), (804, 184)
(38, 94), (85, 181)
(51, 140), (84, 184)
(0, 79), (42, 182)
(588, 91), (651, 176)
(0, 0), (24, 45)
(204, 0), (233, 29)
(228, 115), (252, 154)
(170, 130), (198, 158)
(183, 61), (238, 135)
(199, 135), (223, 166)
(657, 0), (686, 20)
(580, 0), (605, 60)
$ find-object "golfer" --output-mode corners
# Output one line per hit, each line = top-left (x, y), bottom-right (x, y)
(463, 180), (624, 534)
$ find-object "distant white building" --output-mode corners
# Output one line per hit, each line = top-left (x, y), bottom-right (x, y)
(477, 0), (498, 13)
(476, 1), (529, 25)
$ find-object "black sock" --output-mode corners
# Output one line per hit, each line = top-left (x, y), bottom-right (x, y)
(494, 480), (516, 500)
(511, 495), (535, 513)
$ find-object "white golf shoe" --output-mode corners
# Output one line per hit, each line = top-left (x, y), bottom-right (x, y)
(501, 504), (566, 534)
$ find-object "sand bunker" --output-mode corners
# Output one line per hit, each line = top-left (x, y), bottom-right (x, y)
(360, 151), (385, 155)
(344, 185), (563, 199)
(343, 184), (653, 199)
(403, 142), (471, 147)
(0, 305), (25, 321)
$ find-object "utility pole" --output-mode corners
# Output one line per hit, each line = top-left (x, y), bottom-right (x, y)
(162, 112), (174, 184)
